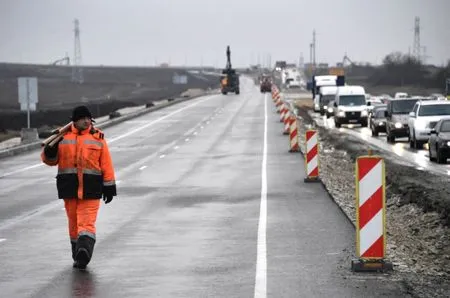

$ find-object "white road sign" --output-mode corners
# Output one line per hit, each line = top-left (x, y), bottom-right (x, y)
(18, 77), (38, 110)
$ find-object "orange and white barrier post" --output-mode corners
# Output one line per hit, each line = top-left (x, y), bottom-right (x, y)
(351, 154), (392, 272)
(272, 90), (279, 101)
(280, 104), (287, 122)
(304, 130), (320, 182)
(283, 109), (290, 135)
(275, 97), (282, 113)
(289, 116), (300, 152)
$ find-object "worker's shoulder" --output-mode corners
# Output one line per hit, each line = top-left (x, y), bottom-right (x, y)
(89, 128), (106, 140)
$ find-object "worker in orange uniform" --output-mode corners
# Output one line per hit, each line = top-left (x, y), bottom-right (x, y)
(41, 105), (117, 269)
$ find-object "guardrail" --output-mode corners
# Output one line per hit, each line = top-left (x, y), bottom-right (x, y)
(0, 90), (216, 160)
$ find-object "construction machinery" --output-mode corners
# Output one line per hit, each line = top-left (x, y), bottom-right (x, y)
(220, 46), (240, 95)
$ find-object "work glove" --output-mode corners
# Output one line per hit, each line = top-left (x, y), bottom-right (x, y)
(103, 193), (113, 204)
(102, 184), (117, 204)
(44, 138), (62, 158)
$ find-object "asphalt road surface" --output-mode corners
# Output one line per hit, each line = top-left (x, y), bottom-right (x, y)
(0, 78), (409, 297)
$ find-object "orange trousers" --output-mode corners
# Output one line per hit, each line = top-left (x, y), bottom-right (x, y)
(64, 199), (100, 242)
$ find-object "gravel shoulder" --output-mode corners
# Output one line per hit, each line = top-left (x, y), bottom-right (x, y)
(293, 98), (450, 298)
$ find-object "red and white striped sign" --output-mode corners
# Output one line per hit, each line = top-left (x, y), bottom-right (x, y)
(272, 90), (279, 101)
(289, 116), (299, 152)
(283, 109), (290, 135)
(356, 156), (386, 259)
(305, 130), (319, 178)
(280, 104), (287, 122)
(275, 97), (282, 113)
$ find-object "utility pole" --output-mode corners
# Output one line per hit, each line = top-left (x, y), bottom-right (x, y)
(413, 16), (421, 62)
(312, 29), (316, 72)
(72, 19), (84, 84)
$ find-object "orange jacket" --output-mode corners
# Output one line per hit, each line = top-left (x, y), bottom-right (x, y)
(41, 124), (116, 200)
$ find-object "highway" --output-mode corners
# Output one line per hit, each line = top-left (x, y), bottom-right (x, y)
(0, 77), (408, 297)
(309, 112), (450, 176)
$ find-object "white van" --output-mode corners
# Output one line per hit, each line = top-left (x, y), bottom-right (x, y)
(332, 85), (369, 127)
(318, 86), (338, 115)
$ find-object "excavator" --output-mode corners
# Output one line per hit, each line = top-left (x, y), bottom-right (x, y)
(220, 46), (240, 95)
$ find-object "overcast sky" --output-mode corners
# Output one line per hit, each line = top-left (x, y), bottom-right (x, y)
(0, 0), (449, 67)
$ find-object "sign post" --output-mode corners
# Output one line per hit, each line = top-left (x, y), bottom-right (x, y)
(18, 77), (38, 128)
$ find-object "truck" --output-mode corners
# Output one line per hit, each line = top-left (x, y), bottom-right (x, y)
(220, 46), (240, 95)
(282, 67), (301, 88)
(275, 61), (287, 71)
(311, 75), (345, 112)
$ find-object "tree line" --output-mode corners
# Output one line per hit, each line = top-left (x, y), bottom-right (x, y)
(368, 52), (449, 91)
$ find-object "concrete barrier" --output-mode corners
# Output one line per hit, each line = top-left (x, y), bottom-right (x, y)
(0, 90), (216, 160)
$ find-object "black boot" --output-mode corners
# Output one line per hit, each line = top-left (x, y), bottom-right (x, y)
(71, 241), (78, 268)
(75, 235), (96, 269)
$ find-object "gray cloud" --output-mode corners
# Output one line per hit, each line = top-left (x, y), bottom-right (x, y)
(0, 0), (448, 67)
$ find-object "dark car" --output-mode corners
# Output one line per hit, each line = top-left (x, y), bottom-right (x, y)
(369, 105), (387, 136)
(260, 78), (272, 93)
(428, 118), (450, 163)
(385, 98), (419, 143)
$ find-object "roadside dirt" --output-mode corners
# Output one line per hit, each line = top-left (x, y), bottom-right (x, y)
(294, 98), (450, 298)
(0, 131), (19, 143)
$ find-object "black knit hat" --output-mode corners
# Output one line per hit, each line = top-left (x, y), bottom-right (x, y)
(71, 105), (95, 122)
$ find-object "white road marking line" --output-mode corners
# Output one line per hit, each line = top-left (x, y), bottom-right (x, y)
(0, 95), (217, 179)
(139, 165), (147, 170)
(109, 96), (215, 143)
(254, 93), (268, 298)
(0, 163), (44, 179)
(185, 138), (190, 142)
(0, 239), (6, 243)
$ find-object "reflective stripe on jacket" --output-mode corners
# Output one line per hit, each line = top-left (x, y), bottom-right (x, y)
(41, 124), (116, 199)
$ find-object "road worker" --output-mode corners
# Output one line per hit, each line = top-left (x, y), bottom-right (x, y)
(41, 105), (117, 269)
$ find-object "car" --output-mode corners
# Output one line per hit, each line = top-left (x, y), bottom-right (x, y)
(366, 97), (384, 113)
(394, 92), (408, 99)
(408, 100), (450, 149)
(369, 105), (387, 136)
(385, 98), (418, 143)
(428, 118), (450, 163)
(430, 93), (446, 101)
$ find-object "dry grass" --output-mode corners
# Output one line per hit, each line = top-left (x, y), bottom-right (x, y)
(293, 98), (313, 109)
(0, 131), (20, 143)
